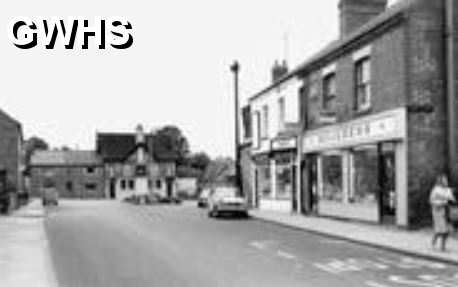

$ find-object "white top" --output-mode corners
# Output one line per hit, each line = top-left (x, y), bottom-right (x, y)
(430, 186), (456, 207)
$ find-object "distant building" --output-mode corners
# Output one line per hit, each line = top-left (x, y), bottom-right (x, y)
(96, 125), (178, 200)
(0, 109), (24, 211)
(29, 150), (104, 198)
(176, 177), (198, 198)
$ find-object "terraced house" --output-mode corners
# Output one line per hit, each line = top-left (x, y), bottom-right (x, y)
(244, 0), (458, 228)
(0, 109), (24, 212)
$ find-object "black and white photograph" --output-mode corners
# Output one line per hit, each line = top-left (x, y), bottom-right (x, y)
(1, 0), (458, 286)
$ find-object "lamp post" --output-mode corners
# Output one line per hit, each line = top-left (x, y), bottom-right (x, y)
(230, 60), (242, 196)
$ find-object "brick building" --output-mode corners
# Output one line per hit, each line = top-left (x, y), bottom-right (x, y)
(247, 61), (302, 213)
(29, 150), (105, 198)
(244, 0), (458, 228)
(96, 125), (177, 201)
(0, 109), (24, 211)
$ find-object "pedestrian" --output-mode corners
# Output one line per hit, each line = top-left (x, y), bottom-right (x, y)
(430, 174), (456, 251)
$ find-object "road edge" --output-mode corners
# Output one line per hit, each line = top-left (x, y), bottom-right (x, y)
(251, 216), (458, 267)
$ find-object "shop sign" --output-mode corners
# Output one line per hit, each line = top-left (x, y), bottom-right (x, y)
(272, 137), (297, 151)
(303, 108), (406, 152)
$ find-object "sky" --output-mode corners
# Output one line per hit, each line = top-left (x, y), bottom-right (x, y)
(0, 0), (399, 158)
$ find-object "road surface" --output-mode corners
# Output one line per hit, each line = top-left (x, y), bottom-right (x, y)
(45, 200), (458, 287)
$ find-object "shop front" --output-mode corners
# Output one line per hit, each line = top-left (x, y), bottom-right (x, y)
(302, 108), (408, 226)
(252, 137), (298, 213)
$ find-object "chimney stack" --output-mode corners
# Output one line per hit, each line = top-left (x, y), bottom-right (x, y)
(271, 60), (288, 84)
(339, 0), (388, 38)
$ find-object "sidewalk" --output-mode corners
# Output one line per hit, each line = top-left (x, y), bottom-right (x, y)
(250, 209), (458, 265)
(0, 199), (57, 287)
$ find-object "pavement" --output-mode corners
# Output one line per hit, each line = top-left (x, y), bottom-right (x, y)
(44, 200), (458, 287)
(0, 199), (57, 287)
(250, 209), (458, 266)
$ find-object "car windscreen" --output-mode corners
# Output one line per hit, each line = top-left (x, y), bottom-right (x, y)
(213, 188), (237, 198)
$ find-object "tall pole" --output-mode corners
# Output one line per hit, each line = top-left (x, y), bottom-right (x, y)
(230, 61), (242, 196)
(446, 0), (456, 184)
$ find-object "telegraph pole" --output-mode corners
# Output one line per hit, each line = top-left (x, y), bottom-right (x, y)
(230, 61), (242, 195)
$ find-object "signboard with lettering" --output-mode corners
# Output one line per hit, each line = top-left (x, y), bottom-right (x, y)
(303, 108), (406, 153)
(271, 137), (297, 151)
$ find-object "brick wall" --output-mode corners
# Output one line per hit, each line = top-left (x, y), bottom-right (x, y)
(304, 24), (406, 130)
(405, 0), (448, 227)
(30, 166), (105, 199)
(0, 112), (21, 195)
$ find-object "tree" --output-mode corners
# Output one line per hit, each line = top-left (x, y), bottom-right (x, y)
(24, 136), (49, 164)
(154, 126), (190, 162)
(200, 157), (235, 187)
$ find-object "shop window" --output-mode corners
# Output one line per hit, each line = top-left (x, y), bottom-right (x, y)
(322, 73), (336, 112)
(258, 165), (271, 198)
(321, 154), (343, 202)
(276, 164), (292, 200)
(351, 145), (378, 204)
(355, 57), (371, 111)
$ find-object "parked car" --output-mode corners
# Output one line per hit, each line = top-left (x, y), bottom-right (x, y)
(197, 188), (211, 208)
(207, 186), (248, 218)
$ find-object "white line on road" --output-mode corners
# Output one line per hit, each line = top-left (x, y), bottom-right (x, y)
(276, 250), (296, 260)
(365, 281), (393, 287)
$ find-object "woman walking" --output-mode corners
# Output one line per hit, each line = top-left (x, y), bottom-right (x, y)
(430, 174), (456, 251)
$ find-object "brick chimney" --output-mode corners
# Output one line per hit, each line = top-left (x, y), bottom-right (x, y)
(272, 60), (288, 84)
(339, 0), (388, 38)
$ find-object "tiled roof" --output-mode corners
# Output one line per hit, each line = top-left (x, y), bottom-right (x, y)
(249, 0), (414, 102)
(30, 150), (101, 166)
(96, 133), (179, 163)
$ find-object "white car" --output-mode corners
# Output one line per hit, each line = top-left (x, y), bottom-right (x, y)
(207, 187), (248, 218)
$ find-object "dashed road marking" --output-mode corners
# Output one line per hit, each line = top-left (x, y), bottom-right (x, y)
(365, 281), (393, 287)
(276, 250), (296, 260)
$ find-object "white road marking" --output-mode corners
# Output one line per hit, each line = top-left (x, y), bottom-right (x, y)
(249, 240), (276, 251)
(365, 280), (393, 287)
(276, 250), (296, 260)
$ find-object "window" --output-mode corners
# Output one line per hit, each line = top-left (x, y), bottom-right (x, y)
(322, 73), (336, 111)
(278, 97), (285, 130)
(85, 183), (97, 190)
(86, 166), (95, 174)
(255, 111), (261, 148)
(276, 163), (292, 200)
(128, 179), (135, 190)
(121, 179), (126, 190)
(261, 105), (269, 138)
(258, 165), (271, 198)
(156, 180), (162, 189)
(355, 57), (371, 111)
(350, 145), (378, 205)
(320, 154), (343, 202)
(66, 181), (73, 191)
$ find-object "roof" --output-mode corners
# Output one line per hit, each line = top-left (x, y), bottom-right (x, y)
(30, 150), (101, 167)
(96, 133), (179, 163)
(249, 0), (413, 102)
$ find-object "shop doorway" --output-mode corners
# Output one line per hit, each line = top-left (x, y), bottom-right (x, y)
(166, 178), (174, 198)
(307, 155), (319, 214)
(379, 143), (396, 224)
(254, 169), (259, 208)
(109, 178), (116, 199)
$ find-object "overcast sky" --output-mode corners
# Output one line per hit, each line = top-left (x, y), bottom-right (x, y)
(0, 0), (398, 158)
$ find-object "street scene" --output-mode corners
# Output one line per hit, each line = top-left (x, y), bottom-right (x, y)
(2, 0), (458, 286)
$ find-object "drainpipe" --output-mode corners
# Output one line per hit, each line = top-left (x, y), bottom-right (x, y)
(446, 0), (456, 182)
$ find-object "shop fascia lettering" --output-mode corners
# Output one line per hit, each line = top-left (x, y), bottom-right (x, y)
(303, 108), (406, 152)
